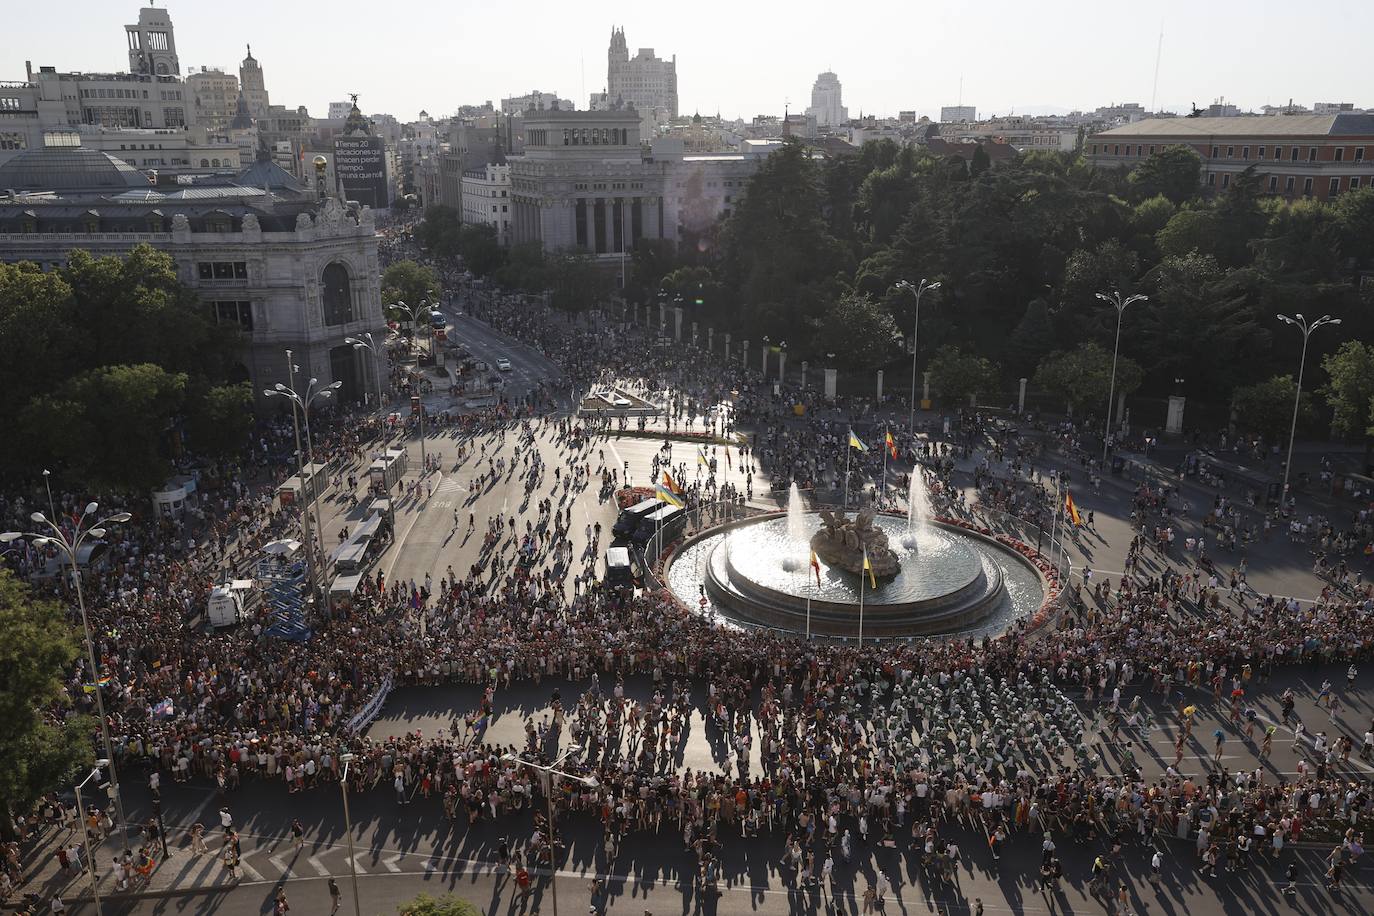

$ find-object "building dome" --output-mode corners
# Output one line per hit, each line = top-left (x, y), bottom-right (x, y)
(0, 146), (149, 192)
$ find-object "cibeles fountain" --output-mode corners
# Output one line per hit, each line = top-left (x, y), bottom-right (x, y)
(666, 476), (1045, 640)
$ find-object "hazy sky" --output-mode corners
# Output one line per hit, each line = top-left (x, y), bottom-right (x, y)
(10, 0), (1371, 122)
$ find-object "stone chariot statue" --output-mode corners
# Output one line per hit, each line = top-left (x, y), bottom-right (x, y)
(810, 508), (900, 580)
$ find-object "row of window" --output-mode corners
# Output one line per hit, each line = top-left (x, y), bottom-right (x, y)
(1094, 141), (1368, 163)
(81, 87), (149, 100)
(0, 97), (23, 111)
(0, 132), (24, 150)
(197, 260), (248, 281)
(210, 300), (253, 330)
(1207, 173), (1365, 196)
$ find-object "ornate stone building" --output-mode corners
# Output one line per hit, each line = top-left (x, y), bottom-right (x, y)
(0, 145), (386, 406)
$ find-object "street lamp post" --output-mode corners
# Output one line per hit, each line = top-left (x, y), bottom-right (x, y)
(74, 761), (109, 915)
(2, 510), (132, 852)
(264, 357), (341, 594)
(1277, 313), (1341, 506)
(337, 754), (363, 916)
(894, 279), (941, 433)
(503, 748), (597, 916)
(344, 333), (386, 411)
(1095, 291), (1149, 465)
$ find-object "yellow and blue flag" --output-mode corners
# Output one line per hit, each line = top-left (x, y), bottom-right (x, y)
(696, 446), (709, 467)
(848, 429), (868, 452)
(862, 549), (877, 588)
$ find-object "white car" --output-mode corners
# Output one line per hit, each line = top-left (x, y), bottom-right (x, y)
(496, 358), (512, 372)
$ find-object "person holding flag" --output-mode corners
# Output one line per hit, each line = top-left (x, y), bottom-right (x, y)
(1065, 490), (1082, 527)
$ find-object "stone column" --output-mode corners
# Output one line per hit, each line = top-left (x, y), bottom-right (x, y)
(1166, 396), (1186, 434)
(778, 350), (787, 383)
(922, 371), (931, 405)
(800, 360), (808, 389)
(674, 307), (683, 340)
(1018, 377), (1027, 414)
(876, 369), (884, 403)
(742, 339), (749, 367)
(824, 367), (838, 400)
(583, 199), (596, 254)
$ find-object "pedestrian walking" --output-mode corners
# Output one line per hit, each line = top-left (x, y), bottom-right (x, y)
(291, 818), (304, 851)
(328, 877), (341, 915)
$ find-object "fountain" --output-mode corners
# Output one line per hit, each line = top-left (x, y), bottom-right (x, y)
(902, 468), (933, 551)
(781, 483), (807, 571)
(665, 502), (1046, 641)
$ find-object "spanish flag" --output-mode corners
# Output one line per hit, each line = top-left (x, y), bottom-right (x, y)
(809, 549), (822, 587)
(654, 484), (684, 508)
(1065, 490), (1082, 527)
(885, 429), (898, 459)
(662, 470), (683, 495)
(696, 446), (709, 467)
(847, 429), (868, 452)
(862, 549), (877, 589)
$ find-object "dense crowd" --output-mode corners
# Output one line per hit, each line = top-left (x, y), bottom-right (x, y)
(5, 239), (1374, 910)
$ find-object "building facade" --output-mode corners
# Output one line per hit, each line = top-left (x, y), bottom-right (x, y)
(606, 27), (677, 133)
(460, 163), (511, 245)
(1087, 114), (1374, 200)
(0, 145), (387, 406)
(806, 72), (847, 129)
(508, 110), (762, 258)
(125, 5), (181, 76)
(501, 91), (574, 114)
(238, 46), (269, 119)
(187, 67), (239, 132)
(940, 105), (976, 123)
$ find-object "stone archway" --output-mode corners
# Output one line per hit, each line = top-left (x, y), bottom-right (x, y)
(321, 262), (354, 326)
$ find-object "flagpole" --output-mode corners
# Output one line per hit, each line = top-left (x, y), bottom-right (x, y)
(845, 444), (851, 509)
(882, 423), (889, 507)
(858, 558), (865, 649)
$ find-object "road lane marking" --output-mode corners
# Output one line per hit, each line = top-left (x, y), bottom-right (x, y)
(307, 854), (331, 876)
(350, 853), (370, 874)
(237, 856), (265, 881)
(267, 854), (294, 878)
(383, 853), (403, 873)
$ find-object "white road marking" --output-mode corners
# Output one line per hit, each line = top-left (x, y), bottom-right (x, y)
(237, 855), (265, 881)
(307, 853), (331, 876)
(268, 854), (294, 878)
(383, 853), (403, 873)
(350, 853), (370, 874)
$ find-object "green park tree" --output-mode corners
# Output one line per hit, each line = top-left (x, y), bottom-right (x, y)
(1232, 374), (1315, 440)
(1127, 144), (1202, 204)
(382, 260), (441, 314)
(184, 382), (256, 462)
(1321, 341), (1374, 438)
(0, 570), (93, 840)
(1033, 342), (1142, 416)
(928, 346), (1000, 406)
(806, 292), (902, 369)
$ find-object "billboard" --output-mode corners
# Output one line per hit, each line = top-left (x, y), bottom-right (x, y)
(333, 136), (388, 209)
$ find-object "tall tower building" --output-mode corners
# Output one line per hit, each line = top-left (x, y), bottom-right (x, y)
(239, 46), (270, 118)
(606, 26), (677, 135)
(125, 5), (180, 76)
(806, 72), (847, 129)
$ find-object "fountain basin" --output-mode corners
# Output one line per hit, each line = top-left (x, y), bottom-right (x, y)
(667, 511), (1044, 640)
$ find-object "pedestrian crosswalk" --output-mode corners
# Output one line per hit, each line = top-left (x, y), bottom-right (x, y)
(165, 838), (461, 889)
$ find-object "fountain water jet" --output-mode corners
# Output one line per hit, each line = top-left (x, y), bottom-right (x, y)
(901, 468), (933, 551)
(781, 482), (807, 571)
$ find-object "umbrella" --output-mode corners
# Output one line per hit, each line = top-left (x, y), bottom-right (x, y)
(263, 539), (301, 556)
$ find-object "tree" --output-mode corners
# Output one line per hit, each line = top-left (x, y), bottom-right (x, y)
(1321, 341), (1374, 438)
(0, 570), (93, 840)
(23, 364), (187, 492)
(456, 224), (505, 278)
(969, 143), (992, 178)
(1126, 145), (1202, 204)
(806, 292), (901, 370)
(546, 255), (610, 313)
(1004, 298), (1056, 379)
(381, 260), (441, 313)
(1232, 375), (1315, 440)
(184, 382), (255, 461)
(1034, 342), (1142, 416)
(397, 894), (481, 916)
(928, 346), (1000, 406)
(1155, 208), (1223, 260)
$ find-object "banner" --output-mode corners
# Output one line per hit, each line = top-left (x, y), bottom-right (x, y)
(345, 676), (393, 734)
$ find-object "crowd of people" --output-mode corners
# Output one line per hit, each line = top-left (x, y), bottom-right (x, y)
(4, 231), (1374, 912)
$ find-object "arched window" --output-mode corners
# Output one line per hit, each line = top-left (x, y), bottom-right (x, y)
(200, 158), (209, 167)
(155, 62), (168, 75)
(321, 262), (354, 326)
(211, 158), (219, 167)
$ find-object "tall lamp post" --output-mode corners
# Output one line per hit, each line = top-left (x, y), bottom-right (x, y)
(344, 333), (386, 411)
(337, 754), (363, 916)
(74, 761), (109, 915)
(265, 359), (340, 592)
(894, 279), (941, 433)
(2, 508), (132, 851)
(391, 299), (433, 359)
(1277, 312), (1340, 505)
(1095, 291), (1148, 465)
(503, 747), (598, 916)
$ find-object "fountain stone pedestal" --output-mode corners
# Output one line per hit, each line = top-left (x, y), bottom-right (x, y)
(810, 509), (901, 578)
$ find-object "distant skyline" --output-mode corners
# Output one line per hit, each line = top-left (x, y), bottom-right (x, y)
(8, 0), (1371, 123)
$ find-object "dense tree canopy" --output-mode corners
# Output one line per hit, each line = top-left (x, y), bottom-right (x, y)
(0, 246), (244, 491)
(0, 571), (92, 838)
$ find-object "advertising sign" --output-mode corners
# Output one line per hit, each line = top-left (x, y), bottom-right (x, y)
(333, 136), (388, 208)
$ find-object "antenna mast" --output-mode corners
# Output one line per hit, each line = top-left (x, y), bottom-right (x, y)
(1149, 23), (1164, 112)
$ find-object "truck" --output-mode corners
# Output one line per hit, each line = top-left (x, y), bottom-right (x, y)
(206, 579), (261, 628)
